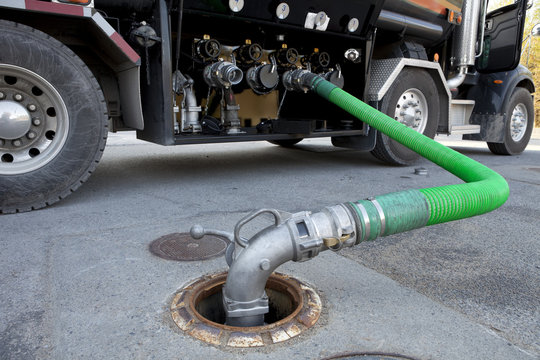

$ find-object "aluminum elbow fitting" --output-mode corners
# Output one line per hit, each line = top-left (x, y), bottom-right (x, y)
(221, 205), (357, 327)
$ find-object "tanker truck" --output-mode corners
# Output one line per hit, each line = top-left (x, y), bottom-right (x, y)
(0, 0), (535, 213)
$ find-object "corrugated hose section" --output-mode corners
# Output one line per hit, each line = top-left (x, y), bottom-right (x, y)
(310, 77), (509, 238)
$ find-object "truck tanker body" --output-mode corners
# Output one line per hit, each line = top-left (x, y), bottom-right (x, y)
(0, 0), (535, 213)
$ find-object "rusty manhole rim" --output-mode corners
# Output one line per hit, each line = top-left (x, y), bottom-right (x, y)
(170, 271), (322, 347)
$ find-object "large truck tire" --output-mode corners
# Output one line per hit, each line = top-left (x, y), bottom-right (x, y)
(487, 87), (534, 155)
(0, 20), (108, 213)
(370, 68), (439, 165)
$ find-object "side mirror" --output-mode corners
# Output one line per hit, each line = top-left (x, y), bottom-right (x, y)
(533, 24), (540, 37)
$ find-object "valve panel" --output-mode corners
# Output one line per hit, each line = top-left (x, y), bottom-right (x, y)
(183, 0), (381, 37)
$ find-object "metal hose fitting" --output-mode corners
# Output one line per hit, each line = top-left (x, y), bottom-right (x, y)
(203, 61), (243, 88)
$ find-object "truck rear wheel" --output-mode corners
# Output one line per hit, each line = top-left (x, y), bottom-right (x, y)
(487, 87), (533, 155)
(370, 68), (439, 165)
(0, 20), (108, 213)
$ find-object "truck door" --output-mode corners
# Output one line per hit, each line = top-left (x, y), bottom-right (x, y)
(476, 0), (529, 73)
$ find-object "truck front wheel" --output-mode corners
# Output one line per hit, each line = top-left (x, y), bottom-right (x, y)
(487, 87), (534, 155)
(370, 68), (439, 165)
(0, 20), (108, 213)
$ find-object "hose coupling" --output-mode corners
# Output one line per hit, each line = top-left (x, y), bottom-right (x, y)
(223, 292), (269, 325)
(203, 61), (244, 88)
(282, 69), (318, 93)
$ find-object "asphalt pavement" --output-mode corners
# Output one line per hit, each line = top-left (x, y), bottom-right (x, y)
(1, 131), (539, 360)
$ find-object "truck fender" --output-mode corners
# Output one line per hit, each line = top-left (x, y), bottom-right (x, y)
(367, 58), (451, 132)
(0, 0), (144, 130)
(465, 65), (535, 142)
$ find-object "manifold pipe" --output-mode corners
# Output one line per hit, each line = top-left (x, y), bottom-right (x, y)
(222, 72), (509, 327)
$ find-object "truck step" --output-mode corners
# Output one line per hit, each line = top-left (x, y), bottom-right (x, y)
(449, 100), (479, 135)
(448, 125), (481, 135)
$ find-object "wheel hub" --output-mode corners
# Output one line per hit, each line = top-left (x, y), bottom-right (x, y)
(0, 100), (32, 140)
(394, 89), (428, 134)
(510, 103), (527, 142)
(0, 63), (69, 175)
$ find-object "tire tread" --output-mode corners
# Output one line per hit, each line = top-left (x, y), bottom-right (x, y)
(0, 20), (108, 214)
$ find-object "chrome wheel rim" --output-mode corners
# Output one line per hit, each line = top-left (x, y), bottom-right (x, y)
(510, 103), (528, 142)
(0, 64), (69, 175)
(394, 88), (428, 134)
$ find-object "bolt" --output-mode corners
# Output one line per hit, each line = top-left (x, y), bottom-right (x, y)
(415, 167), (428, 176)
(12, 139), (22, 147)
(27, 131), (36, 140)
(32, 118), (42, 126)
(0, 92), (5, 100)
(27, 104), (37, 112)
(259, 259), (271, 271)
(14, 94), (23, 102)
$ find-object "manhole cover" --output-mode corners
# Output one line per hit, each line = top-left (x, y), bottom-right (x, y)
(149, 233), (227, 261)
(322, 353), (419, 360)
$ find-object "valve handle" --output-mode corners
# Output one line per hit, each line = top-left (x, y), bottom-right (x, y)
(190, 224), (237, 243)
(234, 209), (284, 248)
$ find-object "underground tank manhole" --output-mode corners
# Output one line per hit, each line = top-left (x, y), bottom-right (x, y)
(149, 232), (227, 261)
(170, 272), (321, 347)
(321, 353), (420, 360)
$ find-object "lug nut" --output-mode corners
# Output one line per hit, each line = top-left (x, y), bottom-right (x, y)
(14, 94), (24, 102)
(259, 259), (271, 271)
(0, 92), (5, 100)
(27, 131), (36, 140)
(32, 118), (42, 126)
(12, 139), (22, 147)
(27, 104), (37, 112)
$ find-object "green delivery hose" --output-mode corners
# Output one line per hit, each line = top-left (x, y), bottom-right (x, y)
(308, 75), (509, 241)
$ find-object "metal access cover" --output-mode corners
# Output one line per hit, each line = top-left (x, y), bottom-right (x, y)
(322, 353), (419, 360)
(149, 233), (227, 261)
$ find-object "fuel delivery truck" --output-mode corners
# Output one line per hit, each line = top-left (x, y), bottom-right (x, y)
(0, 0), (535, 213)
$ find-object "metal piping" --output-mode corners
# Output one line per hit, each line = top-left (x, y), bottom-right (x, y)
(193, 205), (356, 327)
(446, 66), (467, 90)
(376, 10), (443, 41)
(452, 0), (481, 67)
(447, 0), (482, 89)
